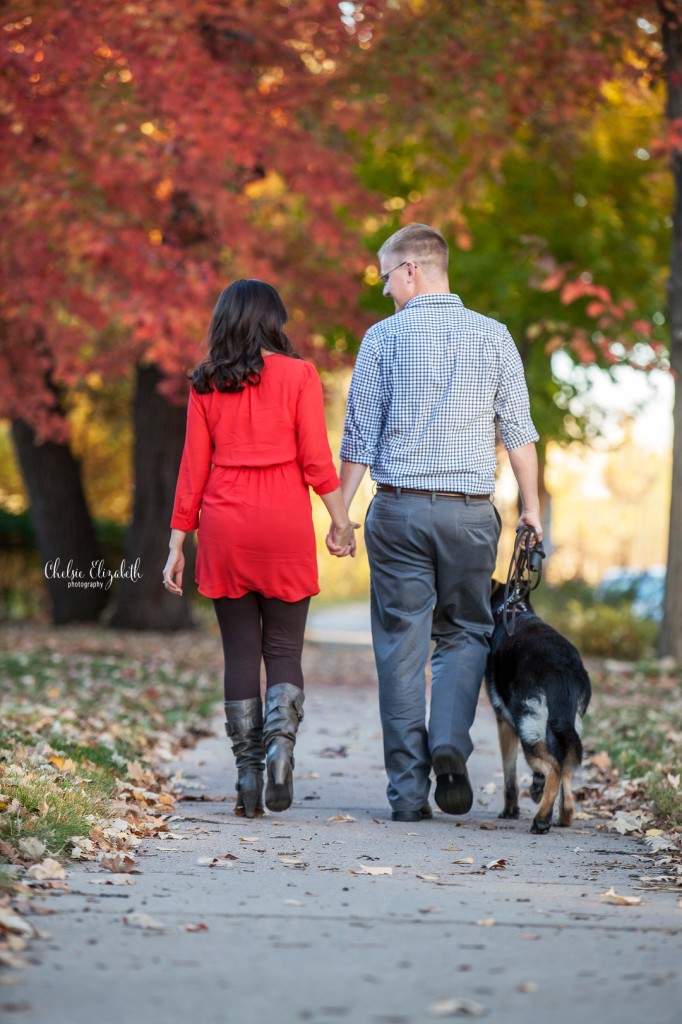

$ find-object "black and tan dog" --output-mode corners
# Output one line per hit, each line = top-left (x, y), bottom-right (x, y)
(485, 581), (592, 834)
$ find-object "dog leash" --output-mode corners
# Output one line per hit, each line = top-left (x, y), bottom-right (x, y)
(502, 524), (546, 637)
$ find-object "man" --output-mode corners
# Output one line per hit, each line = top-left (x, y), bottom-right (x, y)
(328, 223), (542, 823)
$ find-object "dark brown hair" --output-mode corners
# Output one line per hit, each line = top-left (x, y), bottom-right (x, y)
(190, 279), (297, 393)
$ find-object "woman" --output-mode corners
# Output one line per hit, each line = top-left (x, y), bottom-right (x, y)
(163, 280), (355, 818)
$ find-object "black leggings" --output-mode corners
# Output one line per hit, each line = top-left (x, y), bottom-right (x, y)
(213, 592), (310, 701)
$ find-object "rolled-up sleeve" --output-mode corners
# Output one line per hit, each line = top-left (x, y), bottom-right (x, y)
(170, 388), (214, 531)
(295, 364), (340, 495)
(494, 330), (540, 450)
(339, 332), (382, 465)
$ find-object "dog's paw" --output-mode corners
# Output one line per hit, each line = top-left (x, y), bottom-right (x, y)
(498, 806), (520, 819)
(530, 816), (552, 834)
(529, 772), (545, 803)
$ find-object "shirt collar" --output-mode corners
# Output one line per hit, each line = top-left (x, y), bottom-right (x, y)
(403, 293), (464, 311)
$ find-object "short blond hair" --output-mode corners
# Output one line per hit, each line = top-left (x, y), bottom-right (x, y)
(378, 223), (449, 276)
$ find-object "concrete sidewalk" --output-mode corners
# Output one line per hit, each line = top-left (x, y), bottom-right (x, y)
(9, 644), (681, 1024)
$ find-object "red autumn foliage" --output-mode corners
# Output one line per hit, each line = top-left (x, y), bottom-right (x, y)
(0, 0), (382, 440)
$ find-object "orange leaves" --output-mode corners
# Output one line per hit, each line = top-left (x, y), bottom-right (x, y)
(560, 280), (612, 306)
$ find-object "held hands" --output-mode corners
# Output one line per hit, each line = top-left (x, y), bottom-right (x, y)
(162, 546), (185, 596)
(326, 520), (360, 558)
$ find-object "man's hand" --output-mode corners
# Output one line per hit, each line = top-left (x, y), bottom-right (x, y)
(326, 521), (360, 558)
(517, 509), (543, 543)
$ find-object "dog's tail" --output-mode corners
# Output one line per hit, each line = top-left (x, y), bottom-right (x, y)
(547, 719), (583, 767)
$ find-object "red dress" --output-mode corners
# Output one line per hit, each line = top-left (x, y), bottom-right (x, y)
(170, 355), (340, 602)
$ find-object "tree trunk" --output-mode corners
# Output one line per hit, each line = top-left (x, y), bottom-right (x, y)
(11, 420), (109, 624)
(110, 363), (196, 630)
(658, 1), (682, 660)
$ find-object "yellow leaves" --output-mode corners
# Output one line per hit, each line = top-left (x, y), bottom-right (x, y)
(244, 170), (287, 200)
(327, 813), (356, 823)
(153, 178), (173, 202)
(601, 887), (643, 906)
(48, 754), (79, 774)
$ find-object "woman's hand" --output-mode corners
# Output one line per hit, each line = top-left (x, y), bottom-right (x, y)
(326, 520), (360, 558)
(162, 538), (186, 596)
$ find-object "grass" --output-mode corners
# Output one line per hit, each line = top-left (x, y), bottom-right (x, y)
(0, 624), (224, 862)
(585, 659), (682, 827)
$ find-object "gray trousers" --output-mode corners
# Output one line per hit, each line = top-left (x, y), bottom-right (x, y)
(364, 489), (501, 813)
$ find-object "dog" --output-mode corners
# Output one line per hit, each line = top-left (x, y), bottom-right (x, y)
(485, 581), (592, 834)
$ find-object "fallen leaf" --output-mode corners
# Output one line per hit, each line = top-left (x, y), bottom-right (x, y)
(517, 981), (538, 993)
(284, 899), (303, 906)
(180, 922), (209, 932)
(480, 783), (497, 795)
(89, 875), (136, 886)
(17, 838), (47, 861)
(350, 864), (393, 876)
(196, 855), (237, 868)
(429, 996), (489, 1017)
(239, 837), (259, 843)
(666, 773), (680, 790)
(476, 918), (496, 927)
(601, 887), (642, 906)
(485, 859), (506, 871)
(27, 858), (66, 881)
(644, 835), (676, 853)
(123, 912), (165, 931)
(452, 858), (475, 865)
(0, 910), (35, 937)
(590, 751), (612, 773)
(100, 852), (138, 874)
(574, 812), (593, 821)
(606, 811), (647, 835)
(327, 814), (356, 823)
(416, 873), (440, 882)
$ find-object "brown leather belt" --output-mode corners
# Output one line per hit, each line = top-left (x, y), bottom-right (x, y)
(376, 484), (491, 501)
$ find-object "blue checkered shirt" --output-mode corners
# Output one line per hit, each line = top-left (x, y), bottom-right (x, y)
(340, 293), (539, 494)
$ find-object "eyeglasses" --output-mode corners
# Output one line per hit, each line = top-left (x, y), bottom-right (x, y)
(379, 260), (413, 285)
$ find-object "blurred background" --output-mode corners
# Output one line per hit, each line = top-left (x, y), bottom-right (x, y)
(2, 0), (681, 662)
